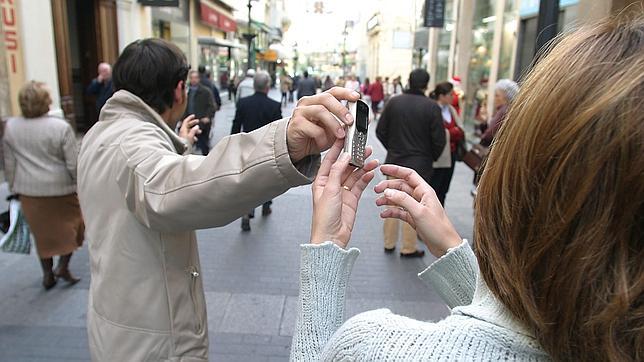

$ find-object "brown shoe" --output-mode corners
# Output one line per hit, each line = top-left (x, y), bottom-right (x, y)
(54, 268), (81, 285)
(384, 247), (395, 254)
(400, 250), (425, 258)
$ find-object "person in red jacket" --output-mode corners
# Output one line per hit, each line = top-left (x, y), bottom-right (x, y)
(429, 82), (465, 206)
(367, 76), (385, 118)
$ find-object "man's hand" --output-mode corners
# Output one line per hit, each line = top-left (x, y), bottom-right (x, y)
(97, 74), (104, 83)
(179, 114), (201, 146)
(287, 87), (360, 163)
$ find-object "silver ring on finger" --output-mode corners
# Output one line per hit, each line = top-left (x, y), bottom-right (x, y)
(342, 185), (351, 191)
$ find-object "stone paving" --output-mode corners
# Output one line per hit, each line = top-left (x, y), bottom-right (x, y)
(0, 89), (474, 361)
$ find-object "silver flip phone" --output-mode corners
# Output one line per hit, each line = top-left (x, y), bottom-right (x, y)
(343, 100), (370, 168)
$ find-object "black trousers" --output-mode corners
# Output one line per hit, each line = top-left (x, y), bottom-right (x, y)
(195, 122), (212, 156)
(430, 152), (457, 206)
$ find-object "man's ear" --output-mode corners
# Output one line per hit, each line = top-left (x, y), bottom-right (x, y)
(174, 80), (185, 103)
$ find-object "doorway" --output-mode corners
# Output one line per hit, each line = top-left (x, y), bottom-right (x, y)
(51, 0), (118, 132)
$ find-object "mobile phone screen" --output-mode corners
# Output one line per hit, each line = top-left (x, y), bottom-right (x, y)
(356, 100), (368, 133)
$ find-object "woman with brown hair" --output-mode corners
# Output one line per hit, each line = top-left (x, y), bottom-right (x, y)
(3, 81), (84, 290)
(290, 14), (643, 361)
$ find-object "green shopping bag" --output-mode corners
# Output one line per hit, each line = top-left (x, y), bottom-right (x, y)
(0, 199), (32, 254)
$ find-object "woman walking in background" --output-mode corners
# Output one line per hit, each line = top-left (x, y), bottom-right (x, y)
(479, 79), (519, 147)
(3, 81), (84, 290)
(430, 82), (464, 206)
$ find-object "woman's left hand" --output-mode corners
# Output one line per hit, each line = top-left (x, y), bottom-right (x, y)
(310, 139), (379, 248)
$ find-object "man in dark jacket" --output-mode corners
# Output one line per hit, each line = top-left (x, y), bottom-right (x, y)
(86, 62), (114, 116)
(376, 68), (446, 258)
(197, 65), (222, 110)
(296, 71), (316, 99)
(185, 70), (217, 155)
(231, 71), (282, 231)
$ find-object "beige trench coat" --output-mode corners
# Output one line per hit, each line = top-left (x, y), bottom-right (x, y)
(78, 90), (319, 361)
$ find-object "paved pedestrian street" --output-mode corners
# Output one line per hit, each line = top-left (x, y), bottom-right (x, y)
(0, 90), (474, 361)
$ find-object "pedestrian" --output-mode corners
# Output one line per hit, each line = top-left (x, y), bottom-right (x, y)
(297, 70), (316, 99)
(3, 81), (84, 290)
(344, 74), (360, 93)
(288, 74), (297, 102)
(375, 69), (446, 258)
(279, 71), (292, 106)
(479, 79), (519, 147)
(389, 76), (403, 97)
(229, 74), (238, 102)
(236, 69), (255, 100)
(86, 62), (114, 115)
(197, 65), (222, 111)
(429, 82), (464, 206)
(77, 38), (359, 361)
(290, 15), (643, 361)
(184, 70), (217, 155)
(231, 71), (283, 231)
(367, 76), (385, 117)
(323, 75), (334, 91)
(361, 77), (370, 95)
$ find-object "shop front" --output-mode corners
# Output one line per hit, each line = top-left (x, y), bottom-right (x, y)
(151, 0), (190, 56)
(195, 0), (238, 90)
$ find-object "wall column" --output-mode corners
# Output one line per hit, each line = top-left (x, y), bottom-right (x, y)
(453, 0), (473, 94)
(19, 0), (62, 116)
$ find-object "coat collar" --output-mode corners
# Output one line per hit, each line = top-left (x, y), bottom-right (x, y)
(102, 90), (188, 155)
(452, 274), (547, 356)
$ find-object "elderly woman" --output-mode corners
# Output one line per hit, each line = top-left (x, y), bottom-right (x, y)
(3, 81), (84, 290)
(479, 78), (519, 147)
(290, 14), (641, 361)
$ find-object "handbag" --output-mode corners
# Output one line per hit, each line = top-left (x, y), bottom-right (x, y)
(0, 199), (32, 254)
(462, 143), (489, 172)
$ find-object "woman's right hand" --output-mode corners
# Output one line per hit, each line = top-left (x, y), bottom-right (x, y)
(374, 165), (462, 257)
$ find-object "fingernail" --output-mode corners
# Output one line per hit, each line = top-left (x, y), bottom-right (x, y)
(384, 189), (394, 197)
(345, 113), (354, 124)
(337, 127), (345, 138)
(352, 91), (360, 98)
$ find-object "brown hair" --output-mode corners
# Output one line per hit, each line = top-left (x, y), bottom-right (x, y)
(18, 81), (51, 118)
(474, 14), (643, 362)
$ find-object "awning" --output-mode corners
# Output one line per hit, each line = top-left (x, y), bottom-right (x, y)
(198, 37), (244, 49)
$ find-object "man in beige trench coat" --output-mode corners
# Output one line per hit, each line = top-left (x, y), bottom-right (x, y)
(77, 39), (360, 361)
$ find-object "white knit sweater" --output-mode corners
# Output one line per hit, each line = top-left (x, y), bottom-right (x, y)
(290, 241), (551, 361)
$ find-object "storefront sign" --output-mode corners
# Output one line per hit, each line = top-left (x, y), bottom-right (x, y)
(139, 0), (179, 6)
(1, 0), (25, 116)
(423, 0), (445, 28)
(200, 1), (237, 32)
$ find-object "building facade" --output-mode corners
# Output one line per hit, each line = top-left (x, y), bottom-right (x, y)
(415, 0), (640, 123)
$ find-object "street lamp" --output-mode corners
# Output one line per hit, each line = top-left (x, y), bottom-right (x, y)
(242, 0), (258, 71)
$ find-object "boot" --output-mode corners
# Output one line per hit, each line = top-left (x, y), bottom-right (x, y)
(40, 257), (57, 290)
(54, 253), (80, 285)
(241, 216), (251, 232)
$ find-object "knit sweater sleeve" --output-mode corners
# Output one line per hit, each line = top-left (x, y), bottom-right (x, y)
(418, 240), (478, 308)
(290, 242), (360, 361)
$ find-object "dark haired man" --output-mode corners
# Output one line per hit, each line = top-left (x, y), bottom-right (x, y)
(297, 70), (317, 99)
(376, 68), (446, 258)
(77, 38), (359, 361)
(185, 70), (216, 155)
